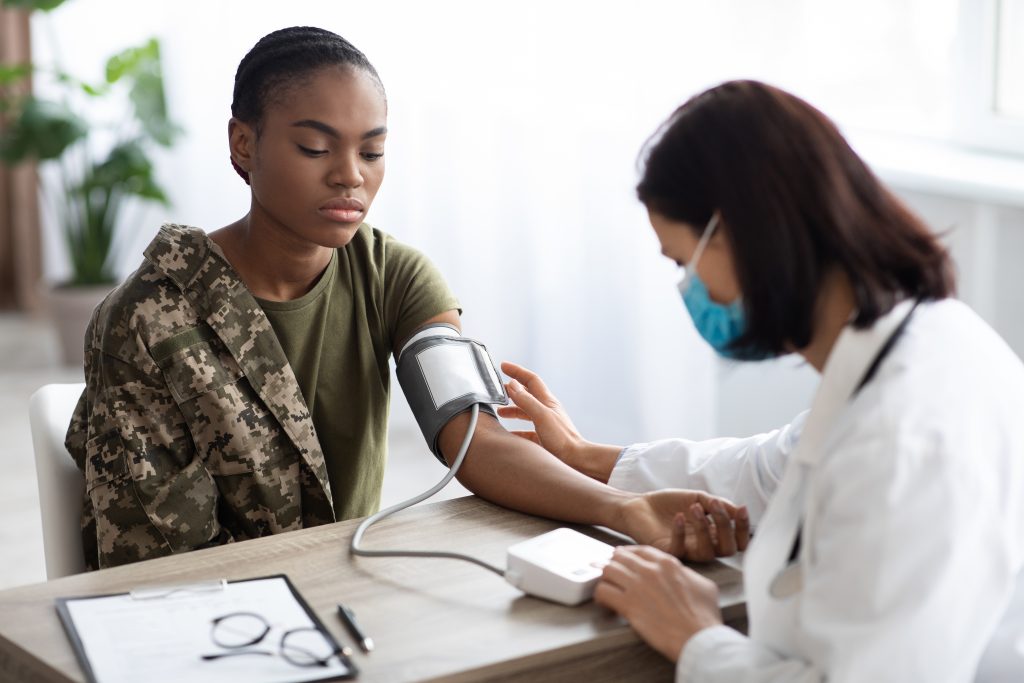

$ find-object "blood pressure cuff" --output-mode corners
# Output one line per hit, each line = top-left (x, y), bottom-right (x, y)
(396, 324), (508, 464)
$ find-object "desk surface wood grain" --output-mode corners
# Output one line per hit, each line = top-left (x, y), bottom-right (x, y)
(0, 496), (745, 683)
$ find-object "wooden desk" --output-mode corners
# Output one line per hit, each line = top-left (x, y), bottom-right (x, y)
(0, 496), (745, 683)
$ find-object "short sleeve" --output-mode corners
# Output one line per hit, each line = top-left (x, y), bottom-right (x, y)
(381, 234), (461, 350)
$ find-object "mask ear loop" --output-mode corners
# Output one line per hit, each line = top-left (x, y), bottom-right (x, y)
(678, 211), (721, 290)
(688, 211), (721, 272)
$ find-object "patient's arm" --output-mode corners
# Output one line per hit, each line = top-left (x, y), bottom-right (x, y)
(403, 311), (749, 560)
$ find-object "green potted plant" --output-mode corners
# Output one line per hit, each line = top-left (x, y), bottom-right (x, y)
(0, 0), (177, 365)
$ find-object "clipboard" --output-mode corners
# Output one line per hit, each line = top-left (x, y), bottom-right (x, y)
(56, 574), (358, 683)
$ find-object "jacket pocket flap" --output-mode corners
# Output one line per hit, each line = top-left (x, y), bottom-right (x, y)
(85, 430), (129, 489)
(157, 332), (245, 403)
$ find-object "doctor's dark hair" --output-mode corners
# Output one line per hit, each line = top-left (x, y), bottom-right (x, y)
(637, 80), (954, 356)
(230, 26), (384, 183)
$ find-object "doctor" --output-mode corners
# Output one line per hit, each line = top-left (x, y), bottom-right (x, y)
(499, 80), (1024, 681)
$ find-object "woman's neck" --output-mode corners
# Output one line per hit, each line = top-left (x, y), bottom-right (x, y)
(210, 215), (333, 302)
(798, 269), (856, 373)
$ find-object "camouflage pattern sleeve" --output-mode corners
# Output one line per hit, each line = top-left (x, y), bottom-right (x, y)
(66, 299), (227, 570)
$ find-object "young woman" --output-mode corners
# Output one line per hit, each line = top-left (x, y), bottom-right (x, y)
(500, 81), (1024, 680)
(64, 27), (747, 571)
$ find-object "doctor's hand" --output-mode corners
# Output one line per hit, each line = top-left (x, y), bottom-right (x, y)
(595, 545), (723, 663)
(499, 361), (622, 482)
(618, 489), (750, 562)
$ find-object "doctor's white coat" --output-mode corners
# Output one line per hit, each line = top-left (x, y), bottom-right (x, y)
(609, 299), (1024, 682)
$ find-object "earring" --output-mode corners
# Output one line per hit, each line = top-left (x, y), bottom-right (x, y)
(230, 157), (251, 186)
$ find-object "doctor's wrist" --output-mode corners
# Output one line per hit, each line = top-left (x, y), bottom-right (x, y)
(566, 441), (622, 483)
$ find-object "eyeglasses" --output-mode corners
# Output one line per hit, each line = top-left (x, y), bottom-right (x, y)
(201, 611), (352, 668)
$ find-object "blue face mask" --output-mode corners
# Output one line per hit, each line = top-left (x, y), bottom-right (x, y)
(677, 213), (772, 361)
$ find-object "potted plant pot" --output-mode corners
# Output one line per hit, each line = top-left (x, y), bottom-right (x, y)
(45, 282), (114, 367)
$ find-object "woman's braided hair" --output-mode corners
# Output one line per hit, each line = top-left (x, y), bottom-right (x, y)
(229, 26), (384, 184)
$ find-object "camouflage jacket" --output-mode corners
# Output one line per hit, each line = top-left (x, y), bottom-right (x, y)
(66, 224), (336, 570)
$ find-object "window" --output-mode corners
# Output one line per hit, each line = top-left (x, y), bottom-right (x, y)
(953, 0), (1024, 155)
(996, 0), (1024, 119)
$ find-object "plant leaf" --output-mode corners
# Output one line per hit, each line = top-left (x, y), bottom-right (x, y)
(129, 70), (177, 146)
(105, 38), (177, 146)
(80, 81), (104, 96)
(0, 63), (32, 87)
(0, 0), (68, 11)
(104, 38), (158, 84)
(52, 69), (108, 97)
(81, 140), (170, 205)
(130, 41), (176, 146)
(0, 97), (87, 162)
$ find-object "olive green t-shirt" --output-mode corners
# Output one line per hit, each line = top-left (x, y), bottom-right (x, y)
(256, 224), (460, 520)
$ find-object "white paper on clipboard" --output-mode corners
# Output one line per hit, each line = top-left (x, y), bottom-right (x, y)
(56, 575), (355, 683)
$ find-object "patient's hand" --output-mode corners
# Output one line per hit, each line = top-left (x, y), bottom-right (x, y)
(499, 361), (621, 482)
(618, 489), (750, 561)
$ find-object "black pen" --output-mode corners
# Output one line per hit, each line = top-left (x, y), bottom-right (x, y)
(337, 603), (374, 653)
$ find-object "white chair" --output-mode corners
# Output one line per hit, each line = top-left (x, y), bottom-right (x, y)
(28, 383), (87, 579)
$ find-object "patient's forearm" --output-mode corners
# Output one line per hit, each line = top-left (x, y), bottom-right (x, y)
(437, 412), (631, 530)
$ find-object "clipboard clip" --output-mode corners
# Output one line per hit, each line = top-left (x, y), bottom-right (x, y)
(129, 578), (227, 600)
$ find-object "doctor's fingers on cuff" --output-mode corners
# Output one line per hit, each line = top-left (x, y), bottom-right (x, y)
(496, 405), (533, 421)
(501, 362), (559, 402)
(505, 379), (553, 415)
